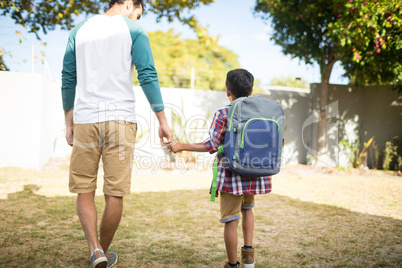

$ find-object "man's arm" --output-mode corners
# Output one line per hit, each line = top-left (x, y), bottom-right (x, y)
(61, 28), (78, 146)
(128, 24), (173, 145)
(130, 27), (164, 112)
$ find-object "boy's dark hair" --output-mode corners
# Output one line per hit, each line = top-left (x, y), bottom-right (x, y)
(226, 69), (254, 98)
(110, 0), (145, 10)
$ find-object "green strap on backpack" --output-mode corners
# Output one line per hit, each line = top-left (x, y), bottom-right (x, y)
(211, 146), (224, 201)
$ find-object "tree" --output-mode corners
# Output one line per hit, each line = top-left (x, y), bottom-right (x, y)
(332, 1), (402, 88)
(133, 29), (240, 90)
(0, 53), (9, 71)
(271, 76), (309, 88)
(0, 0), (218, 71)
(0, 0), (215, 39)
(254, 0), (401, 163)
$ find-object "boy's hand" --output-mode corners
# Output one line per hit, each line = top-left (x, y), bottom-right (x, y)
(168, 142), (183, 153)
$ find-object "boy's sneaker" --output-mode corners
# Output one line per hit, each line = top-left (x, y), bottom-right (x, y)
(223, 262), (239, 268)
(241, 247), (255, 268)
(106, 252), (118, 267)
(90, 249), (107, 268)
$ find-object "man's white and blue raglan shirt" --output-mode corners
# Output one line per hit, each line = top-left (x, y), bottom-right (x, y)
(61, 15), (164, 124)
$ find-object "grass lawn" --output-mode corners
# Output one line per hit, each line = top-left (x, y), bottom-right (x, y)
(0, 166), (401, 267)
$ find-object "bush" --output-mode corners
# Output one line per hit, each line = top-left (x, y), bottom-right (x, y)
(383, 137), (402, 171)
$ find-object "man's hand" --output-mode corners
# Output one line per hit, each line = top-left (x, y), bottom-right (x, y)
(64, 110), (74, 147)
(66, 126), (74, 146)
(155, 110), (173, 146)
(167, 142), (182, 154)
(159, 123), (173, 146)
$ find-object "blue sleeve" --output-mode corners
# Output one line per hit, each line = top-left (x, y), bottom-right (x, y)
(61, 20), (87, 111)
(123, 16), (164, 112)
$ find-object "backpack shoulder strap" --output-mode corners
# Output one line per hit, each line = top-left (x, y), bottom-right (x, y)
(210, 146), (224, 201)
(227, 97), (246, 131)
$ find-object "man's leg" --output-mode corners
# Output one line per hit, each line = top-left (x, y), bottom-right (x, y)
(99, 121), (136, 256)
(100, 194), (123, 253)
(241, 208), (254, 246)
(76, 191), (102, 253)
(224, 219), (240, 264)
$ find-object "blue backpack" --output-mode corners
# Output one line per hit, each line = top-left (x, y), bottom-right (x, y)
(211, 96), (284, 201)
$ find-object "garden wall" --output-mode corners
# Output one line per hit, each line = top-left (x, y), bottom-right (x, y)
(2, 71), (399, 170)
(309, 83), (402, 168)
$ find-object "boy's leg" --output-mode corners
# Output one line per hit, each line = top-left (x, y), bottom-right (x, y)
(241, 194), (255, 246)
(241, 208), (254, 246)
(220, 192), (242, 266)
(241, 194), (255, 267)
(224, 219), (240, 264)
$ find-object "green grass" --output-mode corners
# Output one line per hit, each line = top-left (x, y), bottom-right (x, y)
(0, 167), (401, 267)
(0, 186), (401, 267)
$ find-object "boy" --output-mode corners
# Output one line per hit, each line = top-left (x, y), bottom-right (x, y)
(168, 69), (271, 268)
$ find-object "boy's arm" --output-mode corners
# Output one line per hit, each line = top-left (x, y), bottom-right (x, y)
(169, 142), (208, 153)
(169, 108), (227, 154)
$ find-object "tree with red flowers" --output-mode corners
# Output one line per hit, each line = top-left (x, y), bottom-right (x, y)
(254, 0), (401, 163)
(332, 0), (401, 88)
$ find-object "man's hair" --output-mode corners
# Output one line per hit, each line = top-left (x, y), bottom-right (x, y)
(226, 69), (254, 98)
(110, 0), (145, 10)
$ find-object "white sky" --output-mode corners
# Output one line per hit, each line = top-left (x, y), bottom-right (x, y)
(0, 0), (349, 85)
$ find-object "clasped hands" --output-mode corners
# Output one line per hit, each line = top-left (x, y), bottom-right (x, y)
(166, 142), (182, 154)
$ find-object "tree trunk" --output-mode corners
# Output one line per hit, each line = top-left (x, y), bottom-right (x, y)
(316, 56), (336, 165)
(317, 78), (329, 155)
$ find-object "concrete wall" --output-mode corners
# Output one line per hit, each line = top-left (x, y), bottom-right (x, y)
(309, 83), (402, 168)
(134, 87), (311, 166)
(258, 90), (311, 165)
(2, 71), (399, 170)
(0, 72), (64, 169)
(0, 71), (311, 169)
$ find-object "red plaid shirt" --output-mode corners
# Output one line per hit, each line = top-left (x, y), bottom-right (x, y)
(203, 107), (272, 196)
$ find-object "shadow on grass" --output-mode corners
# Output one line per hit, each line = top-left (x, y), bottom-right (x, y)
(0, 185), (401, 267)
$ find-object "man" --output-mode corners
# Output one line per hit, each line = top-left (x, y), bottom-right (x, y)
(61, 0), (173, 267)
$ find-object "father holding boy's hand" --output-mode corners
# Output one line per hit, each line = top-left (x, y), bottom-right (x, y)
(61, 1), (172, 267)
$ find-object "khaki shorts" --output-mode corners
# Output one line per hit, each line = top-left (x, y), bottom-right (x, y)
(219, 191), (255, 223)
(69, 120), (137, 197)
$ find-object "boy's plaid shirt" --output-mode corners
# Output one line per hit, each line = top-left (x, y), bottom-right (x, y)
(203, 107), (272, 196)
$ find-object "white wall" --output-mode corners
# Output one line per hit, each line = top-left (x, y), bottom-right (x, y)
(0, 72), (232, 169)
(0, 71), (311, 169)
(134, 87), (228, 159)
(0, 72), (63, 169)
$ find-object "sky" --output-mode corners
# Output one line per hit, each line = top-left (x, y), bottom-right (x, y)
(0, 0), (349, 86)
